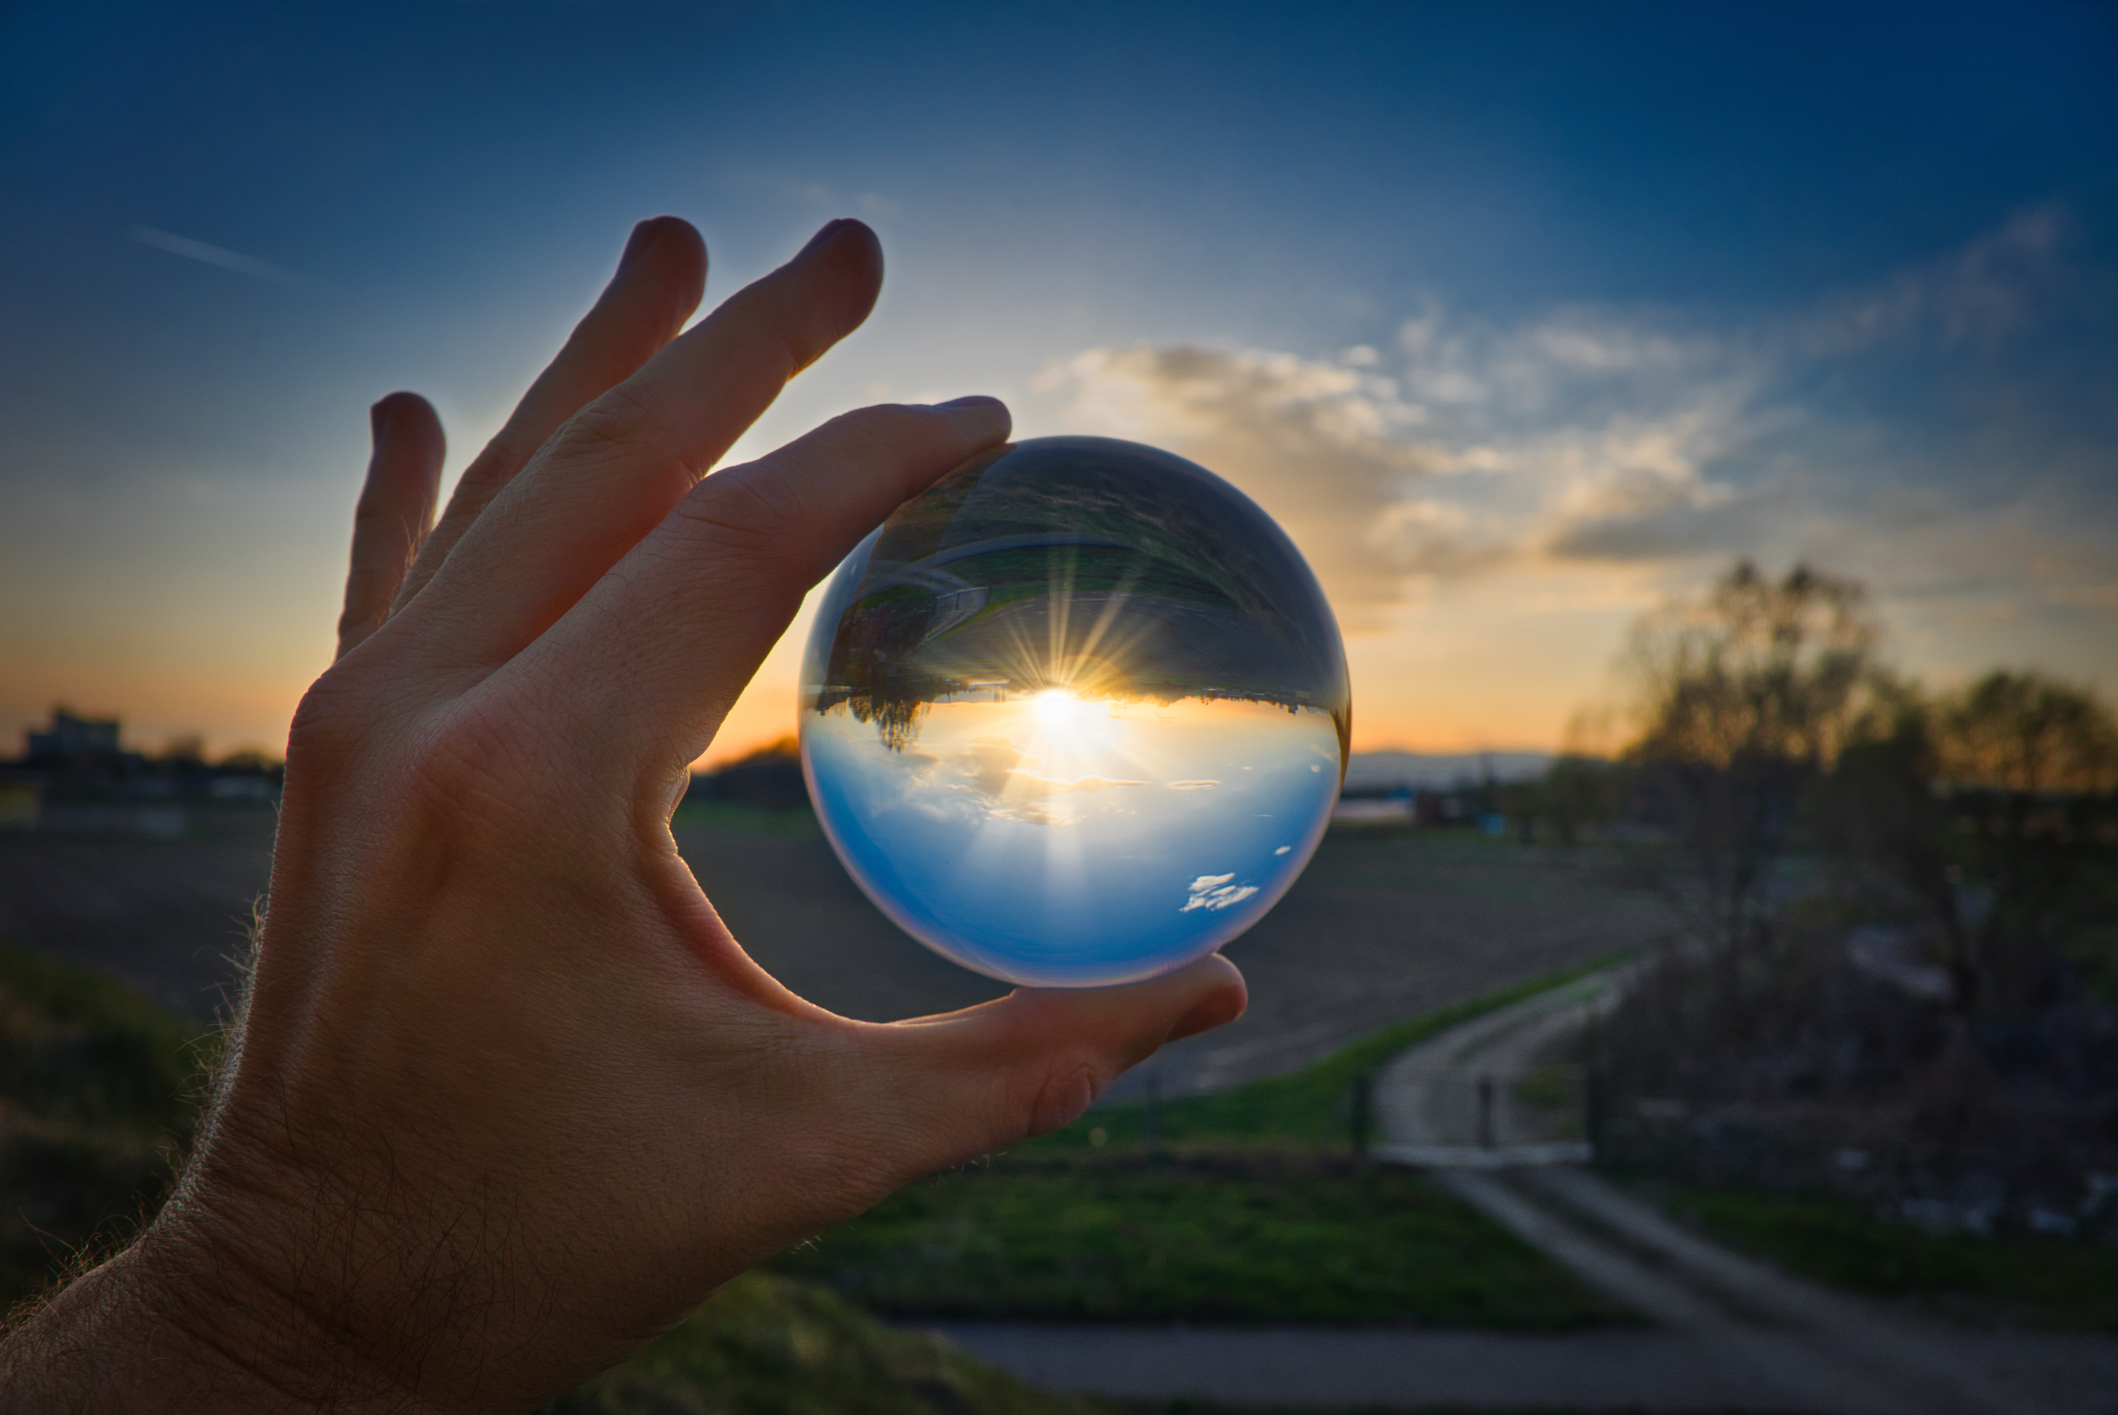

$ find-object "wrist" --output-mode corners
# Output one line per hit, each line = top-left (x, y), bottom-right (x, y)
(0, 1214), (446, 1415)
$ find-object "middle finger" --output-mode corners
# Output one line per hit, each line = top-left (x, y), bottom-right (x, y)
(390, 219), (884, 679)
(389, 215), (709, 617)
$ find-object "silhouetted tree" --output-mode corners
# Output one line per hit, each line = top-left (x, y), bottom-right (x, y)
(1943, 673), (2118, 999)
(1621, 561), (1879, 949)
(1538, 755), (1630, 845)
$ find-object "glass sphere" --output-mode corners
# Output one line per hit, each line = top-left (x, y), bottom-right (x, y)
(800, 436), (1350, 987)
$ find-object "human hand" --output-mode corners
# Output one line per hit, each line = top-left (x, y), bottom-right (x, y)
(6, 217), (1244, 1413)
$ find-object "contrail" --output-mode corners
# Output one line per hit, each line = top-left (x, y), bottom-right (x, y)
(132, 226), (307, 287)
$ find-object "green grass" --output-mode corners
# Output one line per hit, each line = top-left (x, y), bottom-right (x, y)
(671, 800), (822, 838)
(1662, 1185), (2118, 1331)
(546, 1271), (1100, 1415)
(768, 957), (1647, 1329)
(0, 936), (218, 1305)
(0, 936), (212, 1131)
(0, 940), (1100, 1412)
(1031, 951), (1632, 1153)
(771, 1153), (1635, 1328)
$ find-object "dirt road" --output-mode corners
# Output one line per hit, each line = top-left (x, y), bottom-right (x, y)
(1365, 975), (2103, 1415)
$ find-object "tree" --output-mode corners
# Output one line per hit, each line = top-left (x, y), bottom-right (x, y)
(1620, 561), (1880, 949)
(1810, 669), (2118, 1013)
(1537, 755), (1628, 846)
(1942, 673), (2118, 999)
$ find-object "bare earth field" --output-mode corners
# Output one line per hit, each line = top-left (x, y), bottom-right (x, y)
(0, 810), (1666, 1097)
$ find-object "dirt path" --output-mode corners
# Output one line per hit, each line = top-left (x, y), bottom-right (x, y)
(936, 977), (2118, 1413)
(930, 1321), (2118, 1413)
(1367, 975), (2097, 1415)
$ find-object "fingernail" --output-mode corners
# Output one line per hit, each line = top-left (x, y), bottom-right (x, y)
(795, 218), (853, 261)
(938, 395), (1002, 411)
(618, 218), (665, 273)
(368, 399), (392, 442)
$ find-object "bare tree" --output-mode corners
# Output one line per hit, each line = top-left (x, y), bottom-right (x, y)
(1621, 561), (1879, 949)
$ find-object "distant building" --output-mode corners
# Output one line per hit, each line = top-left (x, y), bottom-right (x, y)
(25, 709), (122, 764)
(4, 707), (281, 833)
(17, 707), (141, 796)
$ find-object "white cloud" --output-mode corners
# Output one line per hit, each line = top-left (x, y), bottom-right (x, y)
(1034, 343), (1443, 627)
(132, 226), (307, 287)
(1036, 205), (2097, 640)
(1181, 873), (1260, 913)
(1797, 207), (2068, 357)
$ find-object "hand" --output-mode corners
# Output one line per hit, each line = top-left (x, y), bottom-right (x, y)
(2, 217), (1245, 1413)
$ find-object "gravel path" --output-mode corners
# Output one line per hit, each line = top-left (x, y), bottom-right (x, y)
(1363, 976), (2115, 1415)
(929, 1322), (2118, 1413)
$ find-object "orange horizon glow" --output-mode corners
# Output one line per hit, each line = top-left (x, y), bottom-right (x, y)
(7, 539), (2103, 772)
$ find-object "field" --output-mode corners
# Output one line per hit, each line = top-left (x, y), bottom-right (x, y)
(0, 806), (1667, 1108)
(664, 809), (1664, 1103)
(2, 811), (2109, 1410)
(770, 1152), (1633, 1328)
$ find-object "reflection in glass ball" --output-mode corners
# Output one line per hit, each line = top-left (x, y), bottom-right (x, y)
(800, 436), (1351, 987)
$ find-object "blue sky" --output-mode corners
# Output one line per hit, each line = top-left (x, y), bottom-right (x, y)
(3, 0), (2114, 756)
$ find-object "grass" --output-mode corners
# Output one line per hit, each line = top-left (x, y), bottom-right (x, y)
(0, 937), (1104, 1412)
(1661, 1184), (2118, 1331)
(0, 936), (217, 1305)
(759, 955), (1647, 1330)
(771, 1152), (1634, 1328)
(671, 800), (822, 838)
(0, 936), (212, 1129)
(544, 1271), (1100, 1415)
(1030, 950), (1633, 1153)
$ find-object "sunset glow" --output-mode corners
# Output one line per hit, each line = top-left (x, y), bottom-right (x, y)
(4, 7), (2112, 766)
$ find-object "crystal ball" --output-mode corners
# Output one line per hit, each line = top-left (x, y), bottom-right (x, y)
(800, 436), (1350, 987)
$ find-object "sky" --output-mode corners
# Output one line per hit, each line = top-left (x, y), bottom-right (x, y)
(3, 0), (2114, 763)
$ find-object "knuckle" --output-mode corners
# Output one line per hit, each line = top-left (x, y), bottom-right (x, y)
(554, 387), (694, 480)
(387, 708), (572, 861)
(1023, 1053), (1106, 1139)
(286, 669), (373, 764)
(671, 471), (805, 561)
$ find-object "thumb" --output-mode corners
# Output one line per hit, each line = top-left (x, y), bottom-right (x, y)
(852, 954), (1247, 1174)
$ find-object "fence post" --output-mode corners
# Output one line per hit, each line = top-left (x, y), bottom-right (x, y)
(1349, 1073), (1372, 1163)
(1142, 1070), (1160, 1162)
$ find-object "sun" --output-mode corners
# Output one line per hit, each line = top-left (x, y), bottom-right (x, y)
(1032, 687), (1089, 723)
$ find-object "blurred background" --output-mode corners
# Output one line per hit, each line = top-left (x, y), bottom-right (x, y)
(2, 3), (2115, 1413)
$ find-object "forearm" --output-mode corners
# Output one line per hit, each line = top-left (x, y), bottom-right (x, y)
(0, 1223), (440, 1415)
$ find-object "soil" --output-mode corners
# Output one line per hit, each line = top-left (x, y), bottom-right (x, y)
(0, 814), (1666, 1096)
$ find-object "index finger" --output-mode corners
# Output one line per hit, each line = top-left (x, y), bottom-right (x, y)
(388, 219), (885, 679)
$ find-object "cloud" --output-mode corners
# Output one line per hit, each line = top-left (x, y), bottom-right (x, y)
(1033, 343), (1462, 627)
(131, 226), (307, 287)
(1797, 207), (2069, 357)
(1181, 873), (1259, 913)
(1037, 205), (2101, 633)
